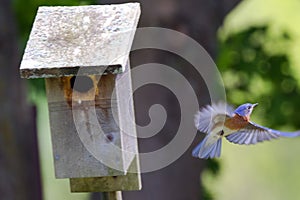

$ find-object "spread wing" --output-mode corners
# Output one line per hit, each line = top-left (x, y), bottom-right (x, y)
(226, 121), (300, 145)
(195, 102), (234, 133)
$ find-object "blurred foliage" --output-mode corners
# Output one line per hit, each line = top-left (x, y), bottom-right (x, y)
(202, 25), (300, 200)
(201, 160), (220, 200)
(13, 0), (97, 99)
(201, 186), (214, 200)
(205, 159), (220, 176)
(217, 25), (300, 129)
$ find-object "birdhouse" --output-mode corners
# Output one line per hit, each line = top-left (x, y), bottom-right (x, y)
(19, 3), (141, 192)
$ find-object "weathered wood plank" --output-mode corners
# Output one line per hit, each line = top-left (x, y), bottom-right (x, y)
(45, 74), (124, 178)
(20, 3), (140, 78)
(115, 60), (139, 171)
(68, 61), (141, 191)
(69, 156), (141, 192)
(45, 61), (138, 178)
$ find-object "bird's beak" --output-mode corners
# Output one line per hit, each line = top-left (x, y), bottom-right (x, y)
(253, 103), (258, 108)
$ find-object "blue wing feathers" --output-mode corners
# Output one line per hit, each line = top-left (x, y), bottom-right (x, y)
(226, 121), (300, 145)
(271, 130), (300, 138)
(192, 140), (203, 157)
(192, 135), (222, 159)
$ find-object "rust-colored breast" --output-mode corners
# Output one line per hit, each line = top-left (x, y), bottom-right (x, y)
(224, 114), (249, 130)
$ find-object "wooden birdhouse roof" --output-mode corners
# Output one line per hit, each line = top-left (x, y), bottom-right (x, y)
(20, 3), (140, 79)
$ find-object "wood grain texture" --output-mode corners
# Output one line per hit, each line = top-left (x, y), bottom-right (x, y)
(69, 61), (141, 192)
(45, 62), (138, 179)
(70, 156), (141, 192)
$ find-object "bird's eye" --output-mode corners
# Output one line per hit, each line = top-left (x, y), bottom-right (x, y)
(247, 106), (251, 109)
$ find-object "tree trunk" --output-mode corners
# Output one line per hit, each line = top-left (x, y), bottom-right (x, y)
(0, 0), (42, 199)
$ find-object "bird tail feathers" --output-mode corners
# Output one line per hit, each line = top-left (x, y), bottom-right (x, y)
(192, 135), (222, 159)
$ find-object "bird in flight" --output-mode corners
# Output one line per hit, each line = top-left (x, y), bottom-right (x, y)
(192, 102), (300, 159)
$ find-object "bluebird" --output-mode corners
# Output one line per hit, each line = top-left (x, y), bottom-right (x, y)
(192, 102), (300, 159)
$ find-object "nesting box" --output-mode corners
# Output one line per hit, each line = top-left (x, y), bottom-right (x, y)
(20, 3), (141, 192)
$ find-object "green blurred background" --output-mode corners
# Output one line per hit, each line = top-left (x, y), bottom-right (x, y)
(9, 0), (300, 199)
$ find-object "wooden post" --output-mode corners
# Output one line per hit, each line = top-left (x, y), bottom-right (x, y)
(104, 191), (122, 200)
